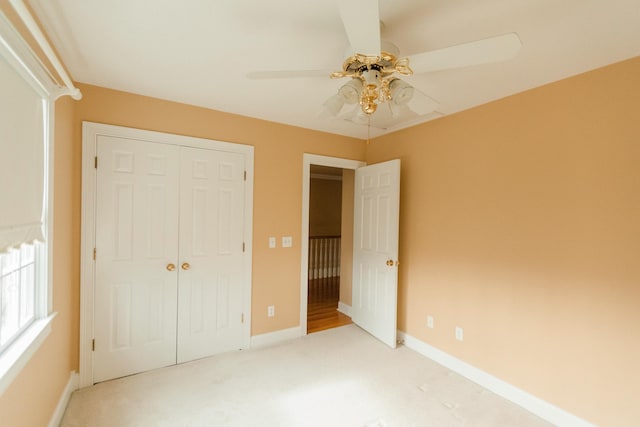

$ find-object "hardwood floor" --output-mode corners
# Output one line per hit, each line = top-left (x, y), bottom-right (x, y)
(307, 277), (352, 334)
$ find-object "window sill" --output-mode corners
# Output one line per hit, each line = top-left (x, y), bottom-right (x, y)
(0, 312), (57, 397)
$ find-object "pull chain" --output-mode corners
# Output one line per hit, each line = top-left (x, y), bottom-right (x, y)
(366, 115), (371, 145)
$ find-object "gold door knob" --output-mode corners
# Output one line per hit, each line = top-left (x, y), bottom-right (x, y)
(166, 263), (176, 271)
(386, 259), (394, 266)
(181, 262), (191, 270)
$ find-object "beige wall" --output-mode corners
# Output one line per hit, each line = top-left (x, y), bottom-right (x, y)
(309, 178), (342, 236)
(366, 56), (640, 427)
(0, 97), (79, 426)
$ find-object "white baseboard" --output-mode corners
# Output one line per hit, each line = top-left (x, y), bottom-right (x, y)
(250, 326), (301, 349)
(48, 371), (78, 427)
(337, 301), (351, 317)
(398, 331), (596, 427)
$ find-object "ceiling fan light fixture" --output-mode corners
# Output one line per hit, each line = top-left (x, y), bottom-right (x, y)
(323, 93), (346, 116)
(388, 101), (400, 119)
(339, 78), (363, 104)
(389, 79), (414, 105)
(353, 108), (370, 125)
(362, 69), (380, 86)
(361, 83), (379, 115)
(362, 101), (377, 115)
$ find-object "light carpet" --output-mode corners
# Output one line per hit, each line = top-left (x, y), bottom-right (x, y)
(61, 325), (552, 426)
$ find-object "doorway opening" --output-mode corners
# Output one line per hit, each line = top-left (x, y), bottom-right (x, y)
(300, 154), (366, 336)
(307, 165), (351, 333)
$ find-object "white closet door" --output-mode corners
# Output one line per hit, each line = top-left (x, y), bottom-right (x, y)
(352, 159), (401, 348)
(94, 136), (180, 382)
(177, 148), (246, 363)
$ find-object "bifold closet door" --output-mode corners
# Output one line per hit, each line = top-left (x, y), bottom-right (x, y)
(94, 136), (180, 383)
(94, 137), (247, 382)
(177, 148), (246, 363)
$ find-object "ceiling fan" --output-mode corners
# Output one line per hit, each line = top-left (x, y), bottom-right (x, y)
(247, 0), (522, 129)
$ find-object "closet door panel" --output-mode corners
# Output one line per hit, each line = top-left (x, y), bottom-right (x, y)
(177, 148), (246, 363)
(94, 136), (180, 382)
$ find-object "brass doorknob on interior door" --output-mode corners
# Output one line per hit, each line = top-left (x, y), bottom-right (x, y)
(386, 259), (394, 266)
(181, 262), (191, 270)
(166, 263), (176, 271)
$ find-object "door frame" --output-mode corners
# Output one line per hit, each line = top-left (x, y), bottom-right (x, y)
(79, 122), (254, 388)
(300, 154), (365, 335)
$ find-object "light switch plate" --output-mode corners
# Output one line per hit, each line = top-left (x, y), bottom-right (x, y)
(268, 237), (276, 248)
(282, 236), (292, 248)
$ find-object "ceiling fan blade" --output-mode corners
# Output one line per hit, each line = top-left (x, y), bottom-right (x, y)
(247, 70), (331, 79)
(408, 33), (522, 74)
(338, 0), (381, 56)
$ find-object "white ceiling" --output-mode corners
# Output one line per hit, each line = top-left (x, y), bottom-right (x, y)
(30, 0), (640, 139)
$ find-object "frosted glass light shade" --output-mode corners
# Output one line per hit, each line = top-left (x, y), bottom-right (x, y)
(323, 93), (346, 116)
(390, 79), (414, 105)
(339, 79), (362, 104)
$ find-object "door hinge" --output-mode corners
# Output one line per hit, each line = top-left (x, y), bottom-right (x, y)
(244, 171), (247, 181)
(241, 313), (244, 323)
(242, 242), (245, 252)
(93, 248), (96, 260)
(94, 156), (98, 169)
(92, 339), (95, 351)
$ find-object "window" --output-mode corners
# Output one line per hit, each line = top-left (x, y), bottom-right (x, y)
(0, 243), (39, 354)
(0, 10), (54, 395)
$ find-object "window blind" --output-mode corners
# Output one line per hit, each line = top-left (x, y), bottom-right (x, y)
(0, 53), (45, 254)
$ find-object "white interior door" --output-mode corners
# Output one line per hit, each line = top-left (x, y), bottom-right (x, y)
(94, 136), (180, 382)
(352, 159), (400, 348)
(177, 148), (246, 363)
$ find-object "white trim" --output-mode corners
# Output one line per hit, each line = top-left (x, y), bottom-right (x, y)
(0, 10), (53, 98)
(0, 314), (55, 396)
(242, 153), (254, 351)
(398, 331), (596, 427)
(78, 125), (95, 388)
(8, 0), (81, 100)
(79, 122), (254, 388)
(250, 326), (301, 349)
(47, 371), (78, 427)
(337, 301), (352, 317)
(45, 100), (55, 314)
(300, 154), (365, 336)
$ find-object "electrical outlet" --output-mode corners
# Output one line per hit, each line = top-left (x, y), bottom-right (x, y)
(427, 316), (434, 329)
(267, 305), (275, 317)
(455, 327), (464, 341)
(282, 236), (292, 248)
(268, 237), (276, 248)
